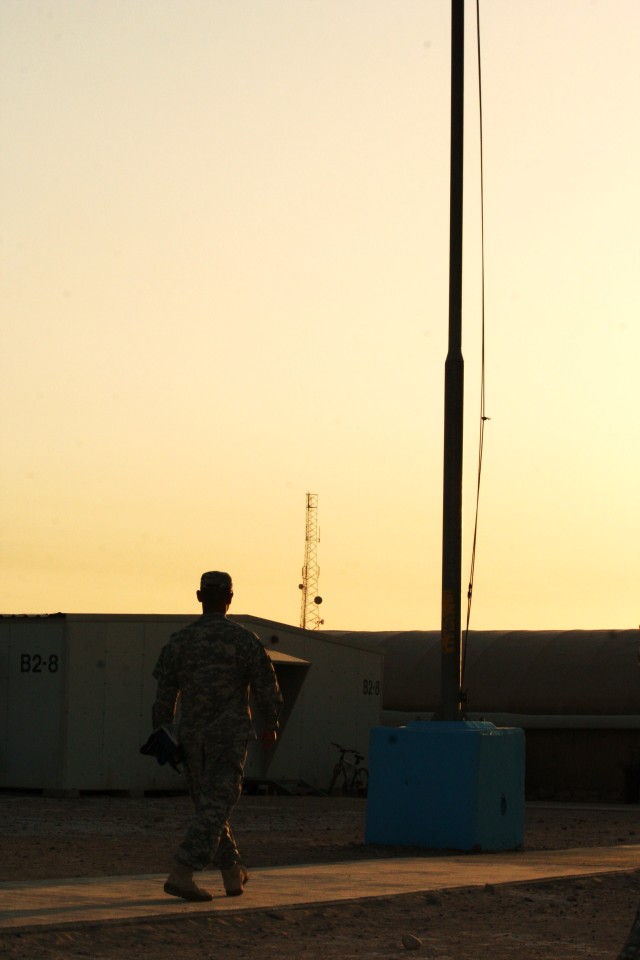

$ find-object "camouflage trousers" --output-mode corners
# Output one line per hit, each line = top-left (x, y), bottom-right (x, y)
(177, 738), (248, 871)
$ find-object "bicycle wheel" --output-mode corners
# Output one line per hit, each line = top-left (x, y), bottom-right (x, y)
(352, 767), (368, 798)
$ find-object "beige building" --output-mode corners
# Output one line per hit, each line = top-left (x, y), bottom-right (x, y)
(0, 613), (383, 795)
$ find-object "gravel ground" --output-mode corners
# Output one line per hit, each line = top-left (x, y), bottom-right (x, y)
(1, 792), (639, 959)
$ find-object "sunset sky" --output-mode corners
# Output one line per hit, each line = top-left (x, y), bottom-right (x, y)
(1, 0), (638, 632)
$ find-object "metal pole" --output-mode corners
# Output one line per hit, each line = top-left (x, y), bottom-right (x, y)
(439, 0), (465, 720)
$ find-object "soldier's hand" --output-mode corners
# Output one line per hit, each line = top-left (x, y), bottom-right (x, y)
(260, 729), (278, 752)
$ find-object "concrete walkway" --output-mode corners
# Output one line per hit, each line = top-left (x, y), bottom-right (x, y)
(1, 846), (639, 933)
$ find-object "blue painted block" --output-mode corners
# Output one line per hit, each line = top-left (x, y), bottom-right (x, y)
(365, 721), (525, 851)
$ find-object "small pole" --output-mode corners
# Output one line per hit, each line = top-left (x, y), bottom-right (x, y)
(439, 0), (465, 720)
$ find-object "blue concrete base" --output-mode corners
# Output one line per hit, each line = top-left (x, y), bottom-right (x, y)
(365, 721), (525, 851)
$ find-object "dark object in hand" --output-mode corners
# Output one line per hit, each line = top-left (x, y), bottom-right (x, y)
(140, 726), (184, 773)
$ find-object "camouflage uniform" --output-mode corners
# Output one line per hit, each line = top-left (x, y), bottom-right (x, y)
(152, 576), (282, 871)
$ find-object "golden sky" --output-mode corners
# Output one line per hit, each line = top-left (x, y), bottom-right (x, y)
(1, 1), (638, 631)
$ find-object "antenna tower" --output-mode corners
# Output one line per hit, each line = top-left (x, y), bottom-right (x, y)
(298, 492), (323, 629)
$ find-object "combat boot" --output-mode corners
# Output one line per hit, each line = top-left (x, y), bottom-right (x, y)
(221, 863), (249, 896)
(164, 858), (213, 902)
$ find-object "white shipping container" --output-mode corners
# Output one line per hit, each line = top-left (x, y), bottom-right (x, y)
(0, 614), (383, 794)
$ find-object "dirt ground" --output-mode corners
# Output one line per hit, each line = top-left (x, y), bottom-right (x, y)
(1, 792), (639, 959)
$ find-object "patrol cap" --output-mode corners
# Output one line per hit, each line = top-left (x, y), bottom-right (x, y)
(200, 571), (233, 596)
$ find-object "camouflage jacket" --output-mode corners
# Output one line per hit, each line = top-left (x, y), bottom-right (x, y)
(151, 614), (283, 745)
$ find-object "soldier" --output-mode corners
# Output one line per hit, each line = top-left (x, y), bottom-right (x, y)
(152, 570), (283, 901)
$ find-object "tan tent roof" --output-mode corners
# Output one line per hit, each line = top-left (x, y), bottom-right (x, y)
(326, 629), (640, 715)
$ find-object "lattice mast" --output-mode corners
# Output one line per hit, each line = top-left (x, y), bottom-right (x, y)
(298, 493), (323, 629)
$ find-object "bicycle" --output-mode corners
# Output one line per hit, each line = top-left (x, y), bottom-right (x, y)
(326, 742), (369, 797)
